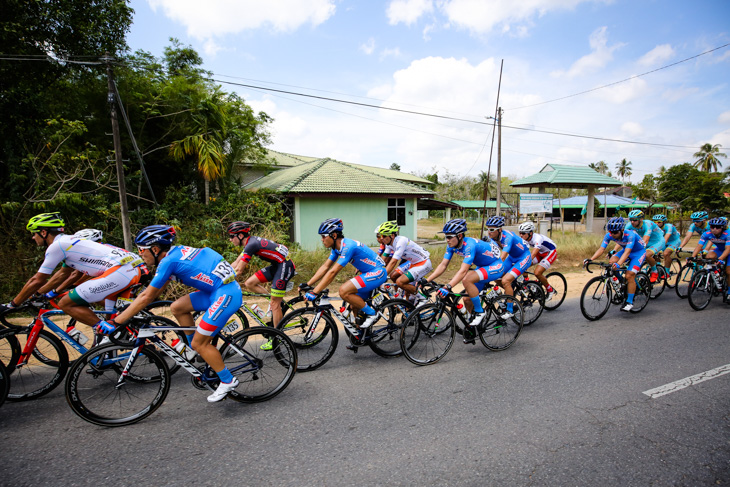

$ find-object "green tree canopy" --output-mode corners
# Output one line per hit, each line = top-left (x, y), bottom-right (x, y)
(693, 143), (727, 172)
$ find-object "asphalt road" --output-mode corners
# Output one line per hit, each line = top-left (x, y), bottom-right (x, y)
(1, 294), (728, 486)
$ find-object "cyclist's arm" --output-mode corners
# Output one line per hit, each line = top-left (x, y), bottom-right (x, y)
(37, 266), (75, 294)
(12, 271), (52, 304)
(679, 231), (693, 249)
(232, 256), (248, 276)
(616, 251), (631, 268)
(426, 258), (450, 282)
(385, 257), (399, 276)
(529, 246), (539, 260)
(113, 284), (164, 325)
(312, 262), (343, 295)
(447, 262), (472, 289)
(588, 247), (605, 261)
(718, 246), (730, 262)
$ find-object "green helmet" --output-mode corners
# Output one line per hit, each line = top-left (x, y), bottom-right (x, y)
(26, 213), (65, 232)
(376, 220), (399, 236)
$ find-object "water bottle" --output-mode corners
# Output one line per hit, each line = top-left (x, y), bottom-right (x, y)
(340, 305), (353, 322)
(66, 326), (89, 346)
(251, 303), (266, 320)
(172, 338), (197, 361)
(456, 303), (471, 322)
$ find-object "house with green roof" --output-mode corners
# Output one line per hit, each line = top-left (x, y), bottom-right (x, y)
(244, 155), (436, 250)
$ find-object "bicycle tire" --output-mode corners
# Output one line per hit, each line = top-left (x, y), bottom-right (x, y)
(399, 303), (455, 366)
(0, 305), (36, 330)
(479, 295), (524, 351)
(648, 266), (666, 299)
(275, 307), (338, 372)
(630, 272), (651, 313)
(514, 281), (544, 326)
(281, 295), (306, 317)
(65, 344), (170, 427)
(688, 270), (714, 311)
(368, 298), (414, 357)
(0, 327), (21, 375)
(580, 276), (612, 321)
(221, 327), (297, 403)
(675, 264), (695, 299)
(543, 271), (567, 311)
(0, 359), (8, 409)
(6, 328), (68, 401)
(665, 258), (682, 288)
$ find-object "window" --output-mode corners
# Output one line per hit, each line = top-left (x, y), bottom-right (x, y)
(387, 198), (406, 226)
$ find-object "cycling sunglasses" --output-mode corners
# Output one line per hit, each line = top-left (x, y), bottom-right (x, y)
(444, 234), (458, 239)
(710, 225), (724, 229)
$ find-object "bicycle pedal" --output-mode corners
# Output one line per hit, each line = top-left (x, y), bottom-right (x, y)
(463, 337), (476, 345)
(345, 345), (359, 353)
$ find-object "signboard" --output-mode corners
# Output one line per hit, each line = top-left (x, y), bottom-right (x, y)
(520, 194), (553, 215)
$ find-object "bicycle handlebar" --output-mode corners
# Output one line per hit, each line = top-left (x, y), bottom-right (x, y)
(584, 260), (627, 274)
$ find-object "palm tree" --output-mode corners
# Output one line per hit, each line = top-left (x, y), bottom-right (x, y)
(615, 158), (632, 184)
(693, 143), (727, 172)
(477, 171), (496, 200)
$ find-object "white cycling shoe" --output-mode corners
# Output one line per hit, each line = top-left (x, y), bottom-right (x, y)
(207, 378), (239, 403)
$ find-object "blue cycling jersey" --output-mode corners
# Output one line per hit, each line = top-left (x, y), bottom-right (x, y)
(498, 230), (531, 260)
(149, 246), (237, 291)
(327, 238), (385, 273)
(625, 219), (664, 244)
(688, 222), (709, 236)
(444, 237), (501, 267)
(601, 231), (646, 255)
(662, 223), (681, 245)
(697, 230), (729, 253)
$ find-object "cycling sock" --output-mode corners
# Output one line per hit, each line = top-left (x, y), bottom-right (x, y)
(361, 304), (376, 316)
(650, 265), (657, 272)
(506, 302), (514, 313)
(217, 367), (234, 384)
(470, 296), (484, 313)
(184, 332), (194, 344)
(626, 293), (635, 304)
(546, 285), (554, 292)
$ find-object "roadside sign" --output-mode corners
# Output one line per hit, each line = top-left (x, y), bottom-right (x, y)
(520, 194), (553, 214)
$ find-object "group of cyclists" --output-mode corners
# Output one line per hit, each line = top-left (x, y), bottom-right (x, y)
(1, 208), (727, 402)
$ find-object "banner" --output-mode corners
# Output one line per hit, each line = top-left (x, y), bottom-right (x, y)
(520, 194), (553, 215)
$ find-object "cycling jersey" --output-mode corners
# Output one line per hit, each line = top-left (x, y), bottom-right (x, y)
(498, 230), (532, 261)
(389, 236), (430, 264)
(625, 219), (664, 244)
(379, 243), (391, 258)
(601, 230), (647, 272)
(662, 223), (681, 248)
(697, 230), (730, 254)
(327, 238), (386, 273)
(238, 236), (289, 264)
(688, 222), (708, 236)
(444, 237), (501, 268)
(524, 232), (557, 254)
(38, 235), (143, 276)
(150, 246), (237, 291)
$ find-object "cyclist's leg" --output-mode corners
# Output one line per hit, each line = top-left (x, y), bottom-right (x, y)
(341, 268), (387, 315)
(171, 293), (202, 344)
(534, 250), (557, 290)
(397, 260), (432, 296)
(268, 260), (296, 328)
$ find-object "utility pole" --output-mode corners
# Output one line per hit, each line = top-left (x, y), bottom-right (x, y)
(103, 53), (133, 250)
(495, 107), (503, 216)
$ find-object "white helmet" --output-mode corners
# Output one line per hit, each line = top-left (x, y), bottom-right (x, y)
(518, 221), (536, 233)
(73, 228), (103, 242)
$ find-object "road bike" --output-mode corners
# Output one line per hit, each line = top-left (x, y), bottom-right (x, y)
(65, 314), (297, 427)
(580, 261), (651, 321)
(524, 270), (567, 311)
(506, 274), (544, 326)
(687, 258), (729, 311)
(399, 281), (524, 366)
(274, 289), (414, 371)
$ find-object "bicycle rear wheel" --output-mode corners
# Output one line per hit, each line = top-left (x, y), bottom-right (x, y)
(649, 266), (666, 299)
(479, 296), (524, 351)
(276, 308), (338, 372)
(0, 360), (9, 408)
(688, 270), (713, 311)
(6, 328), (68, 401)
(514, 281), (544, 326)
(221, 327), (297, 403)
(0, 328), (21, 375)
(543, 271), (567, 311)
(630, 272), (651, 313)
(65, 344), (170, 427)
(580, 276), (612, 321)
(665, 258), (682, 288)
(368, 299), (414, 357)
(675, 264), (695, 299)
(399, 304), (455, 366)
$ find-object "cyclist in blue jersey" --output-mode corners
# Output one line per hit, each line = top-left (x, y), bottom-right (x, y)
(651, 214), (682, 271)
(302, 218), (387, 329)
(690, 217), (730, 299)
(679, 211), (710, 251)
(585, 217), (647, 312)
(425, 219), (508, 336)
(624, 209), (665, 282)
(97, 225), (244, 403)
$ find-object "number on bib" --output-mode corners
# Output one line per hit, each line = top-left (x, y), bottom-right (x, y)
(212, 260), (236, 284)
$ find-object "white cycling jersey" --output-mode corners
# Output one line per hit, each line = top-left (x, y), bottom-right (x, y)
(38, 235), (143, 276)
(389, 235), (430, 264)
(523, 233), (557, 255)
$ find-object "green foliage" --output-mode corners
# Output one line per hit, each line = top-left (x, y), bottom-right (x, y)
(658, 163), (729, 212)
(630, 174), (658, 202)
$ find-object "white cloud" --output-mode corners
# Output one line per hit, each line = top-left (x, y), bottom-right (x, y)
(202, 39), (223, 57)
(620, 121), (644, 137)
(147, 0), (336, 38)
(637, 44), (675, 67)
(552, 27), (624, 78)
(386, 0), (434, 26)
(719, 111), (730, 124)
(594, 76), (648, 104)
(380, 47), (403, 60)
(360, 38), (376, 55)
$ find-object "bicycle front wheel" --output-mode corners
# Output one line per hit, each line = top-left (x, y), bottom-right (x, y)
(515, 281), (544, 326)
(649, 266), (666, 299)
(688, 270), (713, 311)
(221, 327), (297, 403)
(368, 299), (414, 357)
(6, 328), (68, 401)
(65, 344), (170, 427)
(630, 272), (651, 313)
(675, 264), (695, 299)
(276, 308), (338, 372)
(399, 304), (455, 366)
(665, 258), (682, 288)
(480, 296), (524, 351)
(580, 276), (612, 321)
(543, 271), (567, 311)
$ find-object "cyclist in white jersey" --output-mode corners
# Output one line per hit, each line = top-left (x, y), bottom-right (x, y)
(517, 221), (559, 301)
(0, 214), (143, 331)
(376, 221), (432, 302)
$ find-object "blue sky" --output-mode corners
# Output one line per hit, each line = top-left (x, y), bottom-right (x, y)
(127, 0), (730, 182)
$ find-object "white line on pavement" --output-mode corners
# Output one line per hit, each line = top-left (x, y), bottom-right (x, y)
(643, 364), (730, 399)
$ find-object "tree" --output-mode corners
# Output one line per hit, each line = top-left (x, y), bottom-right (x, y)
(477, 171), (496, 200)
(693, 143), (727, 172)
(589, 160), (610, 175)
(630, 174), (657, 202)
(615, 158), (632, 184)
(389, 163), (401, 171)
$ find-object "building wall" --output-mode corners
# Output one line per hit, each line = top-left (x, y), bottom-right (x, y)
(294, 196), (417, 250)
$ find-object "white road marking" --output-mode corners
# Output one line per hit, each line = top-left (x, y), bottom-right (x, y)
(643, 364), (730, 398)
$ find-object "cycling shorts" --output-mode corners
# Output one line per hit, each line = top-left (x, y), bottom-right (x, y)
(665, 238), (681, 252)
(646, 237), (665, 255)
(395, 259), (433, 283)
(505, 252), (532, 279)
(191, 281), (243, 337)
(351, 267), (388, 299)
(68, 264), (141, 307)
(626, 252), (646, 273)
(474, 260), (507, 291)
(255, 259), (296, 297)
(532, 249), (557, 270)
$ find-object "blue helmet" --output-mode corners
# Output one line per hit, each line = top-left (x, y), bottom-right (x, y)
(135, 225), (177, 248)
(628, 209), (643, 219)
(606, 217), (625, 232)
(652, 214), (667, 222)
(318, 218), (343, 235)
(485, 215), (506, 228)
(708, 217), (727, 228)
(691, 211), (708, 222)
(441, 219), (467, 235)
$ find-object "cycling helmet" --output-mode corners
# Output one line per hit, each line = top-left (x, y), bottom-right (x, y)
(627, 209), (643, 219)
(376, 221), (399, 236)
(318, 218), (343, 235)
(27, 213), (65, 232)
(708, 217), (727, 228)
(226, 221), (251, 236)
(73, 228), (103, 242)
(606, 217), (625, 232)
(690, 211), (708, 221)
(518, 221), (536, 233)
(485, 215), (506, 228)
(651, 214), (667, 223)
(441, 218), (467, 235)
(135, 225), (177, 248)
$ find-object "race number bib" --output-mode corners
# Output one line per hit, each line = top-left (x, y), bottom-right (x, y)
(212, 260), (236, 284)
(275, 244), (289, 258)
